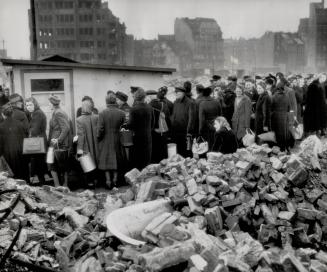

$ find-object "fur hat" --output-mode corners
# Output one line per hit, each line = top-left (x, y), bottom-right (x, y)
(49, 94), (60, 106)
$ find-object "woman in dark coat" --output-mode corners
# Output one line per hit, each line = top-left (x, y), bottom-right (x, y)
(97, 94), (125, 188)
(0, 103), (29, 180)
(212, 116), (238, 154)
(127, 89), (154, 170)
(303, 79), (327, 135)
(77, 100), (99, 187)
(25, 97), (47, 184)
(255, 82), (271, 136)
(232, 85), (252, 142)
(149, 92), (171, 163)
(198, 87), (222, 150)
(271, 85), (293, 151)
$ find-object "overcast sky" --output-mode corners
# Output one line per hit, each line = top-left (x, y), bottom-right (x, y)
(0, 0), (321, 59)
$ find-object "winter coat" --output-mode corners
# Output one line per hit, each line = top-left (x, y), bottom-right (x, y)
(303, 80), (327, 132)
(232, 95), (252, 140)
(294, 86), (304, 123)
(255, 92), (271, 135)
(171, 95), (196, 136)
(271, 89), (292, 151)
(198, 96), (222, 149)
(212, 127), (238, 154)
(12, 108), (29, 134)
(222, 89), (236, 125)
(127, 102), (154, 170)
(97, 104), (125, 170)
(77, 113), (99, 166)
(162, 97), (174, 116)
(194, 94), (205, 136)
(285, 86), (297, 117)
(0, 117), (29, 180)
(48, 108), (72, 150)
(29, 109), (47, 139)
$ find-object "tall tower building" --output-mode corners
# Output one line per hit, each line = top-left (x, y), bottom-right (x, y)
(29, 0), (130, 65)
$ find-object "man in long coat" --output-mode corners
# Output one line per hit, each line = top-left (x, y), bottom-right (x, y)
(127, 89), (154, 170)
(97, 94), (125, 187)
(198, 87), (222, 150)
(171, 87), (195, 158)
(0, 103), (29, 180)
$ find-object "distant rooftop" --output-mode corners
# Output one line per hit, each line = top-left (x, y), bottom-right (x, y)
(0, 57), (176, 74)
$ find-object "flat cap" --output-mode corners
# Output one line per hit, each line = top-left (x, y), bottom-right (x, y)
(116, 91), (128, 102)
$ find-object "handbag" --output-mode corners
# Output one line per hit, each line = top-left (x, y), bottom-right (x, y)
(120, 128), (133, 147)
(258, 131), (277, 143)
(154, 102), (169, 134)
(23, 137), (46, 154)
(242, 128), (255, 147)
(192, 137), (209, 155)
(290, 122), (303, 140)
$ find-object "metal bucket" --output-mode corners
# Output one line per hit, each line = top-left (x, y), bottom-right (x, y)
(120, 129), (133, 147)
(79, 153), (96, 173)
(167, 143), (177, 158)
(46, 147), (54, 164)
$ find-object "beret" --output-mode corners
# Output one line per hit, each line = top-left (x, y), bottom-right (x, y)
(227, 75), (237, 82)
(211, 75), (221, 81)
(116, 91), (128, 102)
(130, 86), (139, 93)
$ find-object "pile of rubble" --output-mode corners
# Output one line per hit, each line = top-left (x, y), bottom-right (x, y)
(1, 136), (327, 272)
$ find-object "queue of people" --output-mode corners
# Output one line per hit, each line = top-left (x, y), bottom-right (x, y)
(0, 71), (327, 189)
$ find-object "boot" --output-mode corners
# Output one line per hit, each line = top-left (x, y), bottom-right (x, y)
(112, 171), (118, 188)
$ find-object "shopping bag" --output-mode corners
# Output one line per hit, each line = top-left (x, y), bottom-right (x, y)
(0, 156), (13, 177)
(258, 131), (277, 143)
(290, 123), (303, 140)
(46, 146), (55, 164)
(23, 137), (46, 154)
(120, 129), (133, 147)
(242, 129), (255, 147)
(192, 137), (209, 155)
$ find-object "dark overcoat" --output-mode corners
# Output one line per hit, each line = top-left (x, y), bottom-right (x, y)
(255, 92), (271, 135)
(48, 108), (72, 150)
(303, 81), (327, 132)
(271, 89), (292, 150)
(171, 95), (195, 157)
(198, 96), (222, 149)
(212, 127), (238, 154)
(29, 109), (48, 177)
(232, 96), (252, 140)
(294, 86), (304, 123)
(77, 113), (99, 165)
(97, 105), (125, 170)
(12, 108), (29, 134)
(222, 89), (236, 125)
(127, 102), (154, 170)
(0, 117), (29, 180)
(171, 95), (195, 136)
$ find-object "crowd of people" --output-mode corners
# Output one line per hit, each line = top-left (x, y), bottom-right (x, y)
(0, 71), (326, 189)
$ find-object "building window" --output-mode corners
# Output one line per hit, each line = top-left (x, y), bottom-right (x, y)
(39, 42), (43, 49)
(97, 40), (105, 47)
(39, 31), (42, 36)
(98, 53), (106, 59)
(79, 14), (93, 22)
(81, 53), (90, 60)
(80, 41), (94, 48)
(31, 79), (64, 93)
(79, 28), (93, 35)
(44, 42), (48, 49)
(63, 1), (74, 8)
